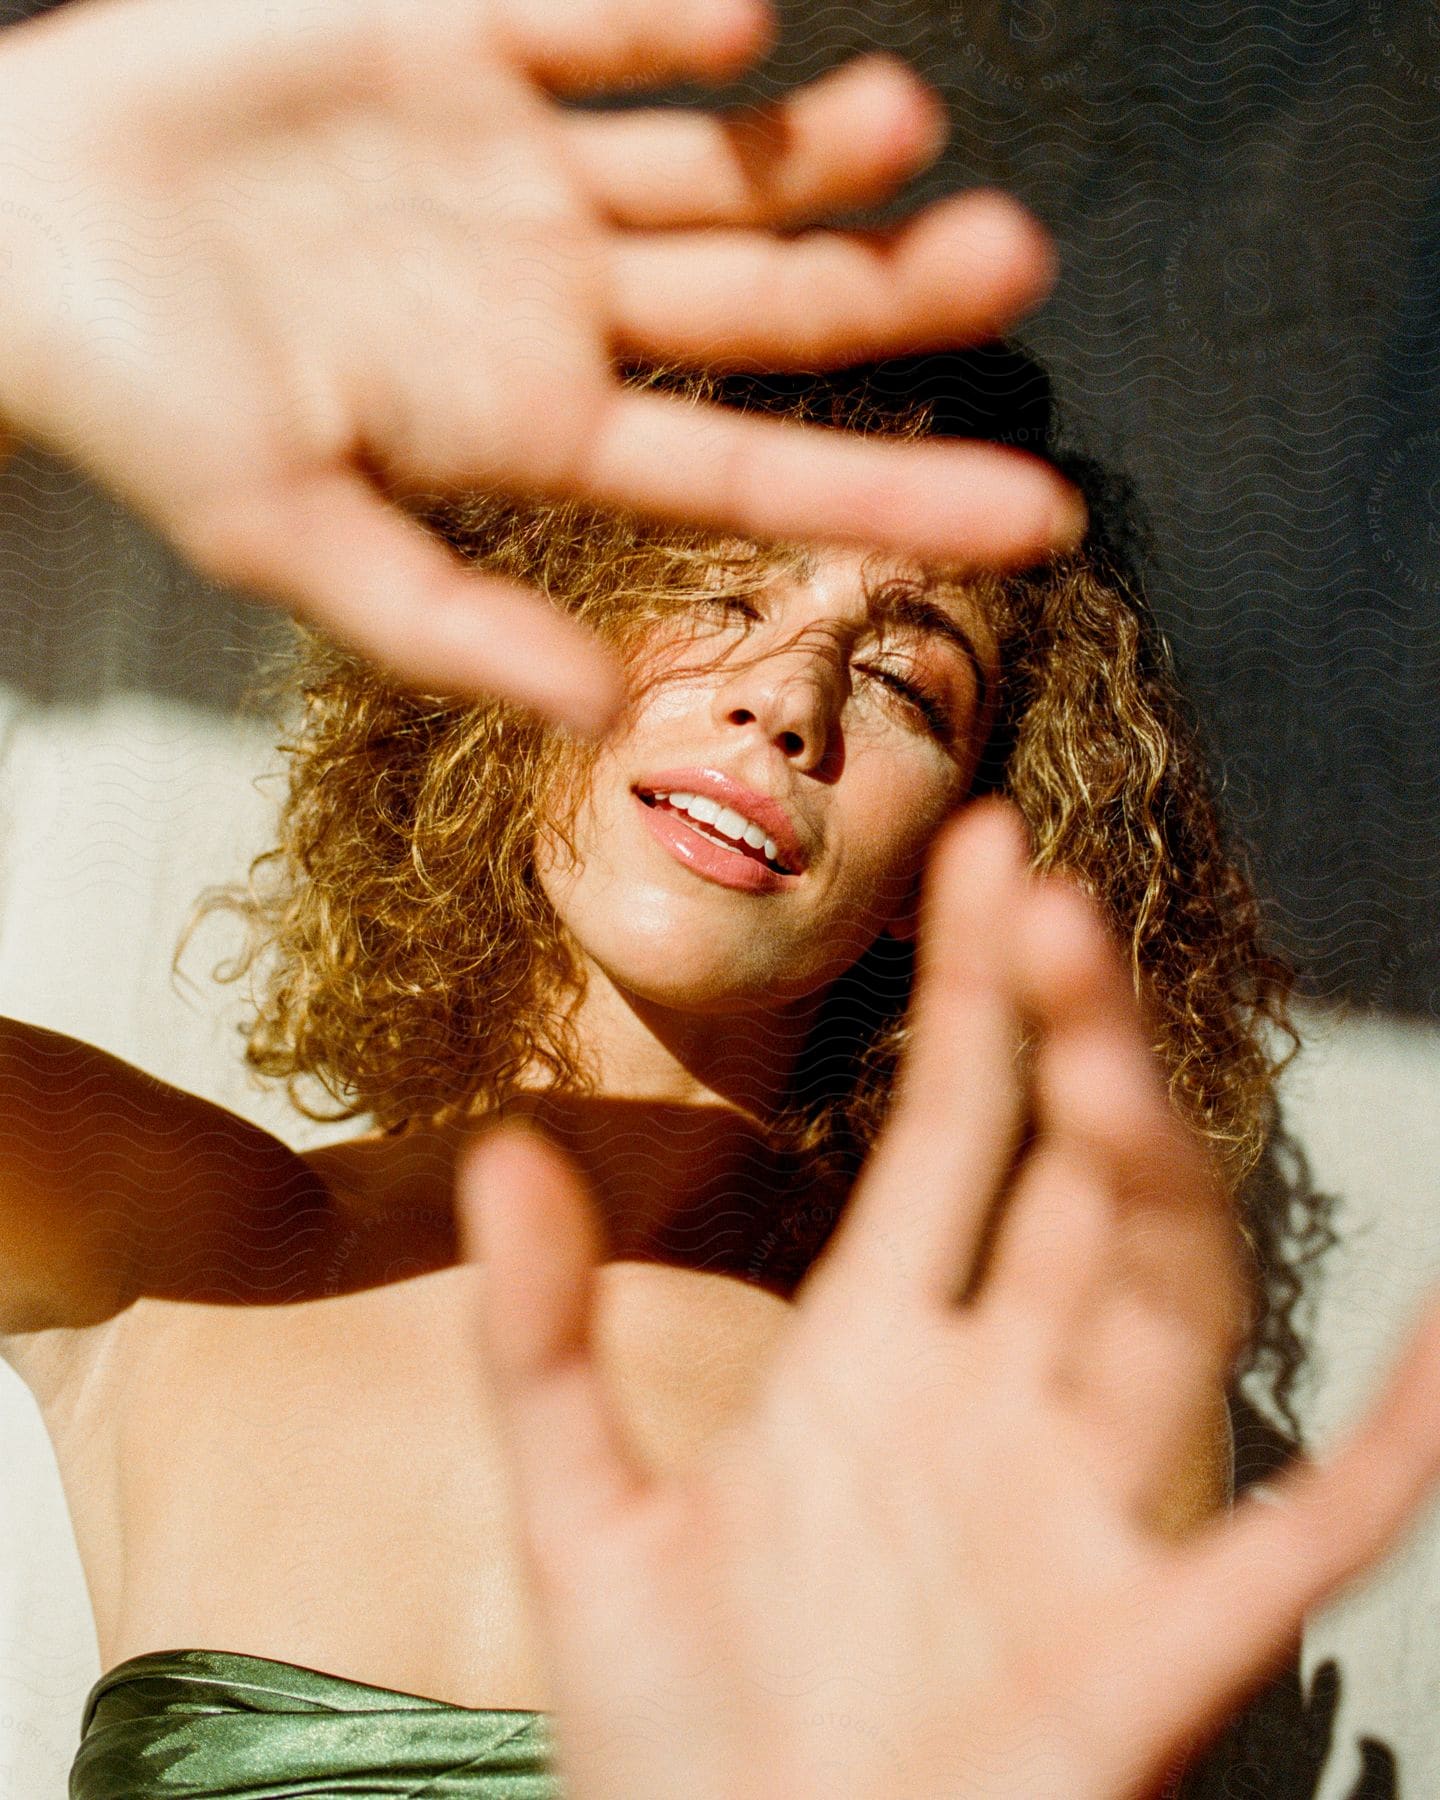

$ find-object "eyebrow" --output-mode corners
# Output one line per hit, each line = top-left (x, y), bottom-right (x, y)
(870, 583), (992, 717)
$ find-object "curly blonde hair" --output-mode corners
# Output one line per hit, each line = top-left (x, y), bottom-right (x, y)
(193, 361), (1319, 1428)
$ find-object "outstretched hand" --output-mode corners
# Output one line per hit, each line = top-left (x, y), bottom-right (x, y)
(458, 801), (1440, 1800)
(0, 0), (1081, 728)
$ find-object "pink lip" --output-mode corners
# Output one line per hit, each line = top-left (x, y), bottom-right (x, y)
(634, 768), (808, 874)
(636, 795), (791, 893)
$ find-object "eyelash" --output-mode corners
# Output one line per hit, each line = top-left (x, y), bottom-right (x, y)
(858, 665), (955, 738)
(700, 594), (761, 624)
(697, 595), (955, 740)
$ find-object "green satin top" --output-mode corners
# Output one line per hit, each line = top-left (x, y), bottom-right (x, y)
(70, 1648), (558, 1798)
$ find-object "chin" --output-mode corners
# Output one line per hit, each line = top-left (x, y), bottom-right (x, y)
(583, 915), (832, 1015)
(536, 831), (874, 1016)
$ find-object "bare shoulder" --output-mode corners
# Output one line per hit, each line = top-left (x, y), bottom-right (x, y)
(0, 1016), (330, 1388)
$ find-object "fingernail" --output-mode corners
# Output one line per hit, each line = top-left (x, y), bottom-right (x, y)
(868, 56), (949, 162)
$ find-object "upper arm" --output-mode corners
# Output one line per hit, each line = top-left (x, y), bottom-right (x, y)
(0, 1015), (328, 1349)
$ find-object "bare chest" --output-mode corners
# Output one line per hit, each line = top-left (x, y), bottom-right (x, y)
(43, 1230), (788, 1711)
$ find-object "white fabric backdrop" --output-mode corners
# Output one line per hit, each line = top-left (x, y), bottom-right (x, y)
(0, 452), (1436, 1799)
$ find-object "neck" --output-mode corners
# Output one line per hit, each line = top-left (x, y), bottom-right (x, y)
(510, 962), (825, 1273)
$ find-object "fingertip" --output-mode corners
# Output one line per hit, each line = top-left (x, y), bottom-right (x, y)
(908, 84), (951, 165)
(966, 450), (1084, 563)
(912, 187), (1058, 309)
(943, 447), (1087, 568)
(916, 800), (1033, 985)
(454, 1120), (540, 1267)
(934, 794), (1028, 865)
(550, 654), (626, 738)
(964, 188), (1061, 294)
(1375, 1288), (1440, 1462)
(698, 0), (774, 76)
(462, 1117), (604, 1373)
(436, 585), (626, 732)
(1049, 481), (1089, 552)
(1008, 876), (1150, 1054)
(974, 795), (1032, 859)
(468, 1113), (567, 1183)
(839, 52), (950, 165)
(1021, 870), (1110, 971)
(1409, 1285), (1440, 1362)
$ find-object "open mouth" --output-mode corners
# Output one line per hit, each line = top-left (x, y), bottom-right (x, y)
(636, 788), (794, 876)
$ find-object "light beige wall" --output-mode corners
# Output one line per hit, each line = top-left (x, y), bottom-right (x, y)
(0, 687), (359, 1800)
(1280, 1006), (1440, 1800)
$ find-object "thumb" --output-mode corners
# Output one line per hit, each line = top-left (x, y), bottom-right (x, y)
(457, 1122), (645, 1572)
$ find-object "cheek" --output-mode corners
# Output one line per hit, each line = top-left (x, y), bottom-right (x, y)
(531, 785), (775, 1000)
(792, 779), (955, 979)
(532, 785), (616, 934)
(833, 758), (962, 890)
(531, 720), (963, 1007)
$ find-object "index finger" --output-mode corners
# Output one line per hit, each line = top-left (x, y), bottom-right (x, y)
(173, 465), (624, 730)
(1139, 1290), (1440, 1760)
(573, 389), (1087, 570)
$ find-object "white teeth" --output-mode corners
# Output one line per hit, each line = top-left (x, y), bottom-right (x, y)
(649, 787), (789, 870)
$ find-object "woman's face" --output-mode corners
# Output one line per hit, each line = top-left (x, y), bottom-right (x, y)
(535, 547), (999, 1015)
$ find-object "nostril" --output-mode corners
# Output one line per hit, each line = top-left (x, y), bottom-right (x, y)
(777, 730), (804, 756)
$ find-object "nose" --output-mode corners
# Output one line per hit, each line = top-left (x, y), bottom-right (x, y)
(711, 632), (846, 774)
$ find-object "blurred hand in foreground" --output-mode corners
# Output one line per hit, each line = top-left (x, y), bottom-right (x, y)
(460, 799), (1440, 1799)
(0, 0), (1082, 728)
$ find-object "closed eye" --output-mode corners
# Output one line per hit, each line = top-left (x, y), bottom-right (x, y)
(857, 665), (955, 739)
(696, 594), (762, 624)
(692, 598), (956, 739)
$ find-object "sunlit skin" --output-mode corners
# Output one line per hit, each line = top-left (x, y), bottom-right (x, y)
(525, 547), (998, 1260)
